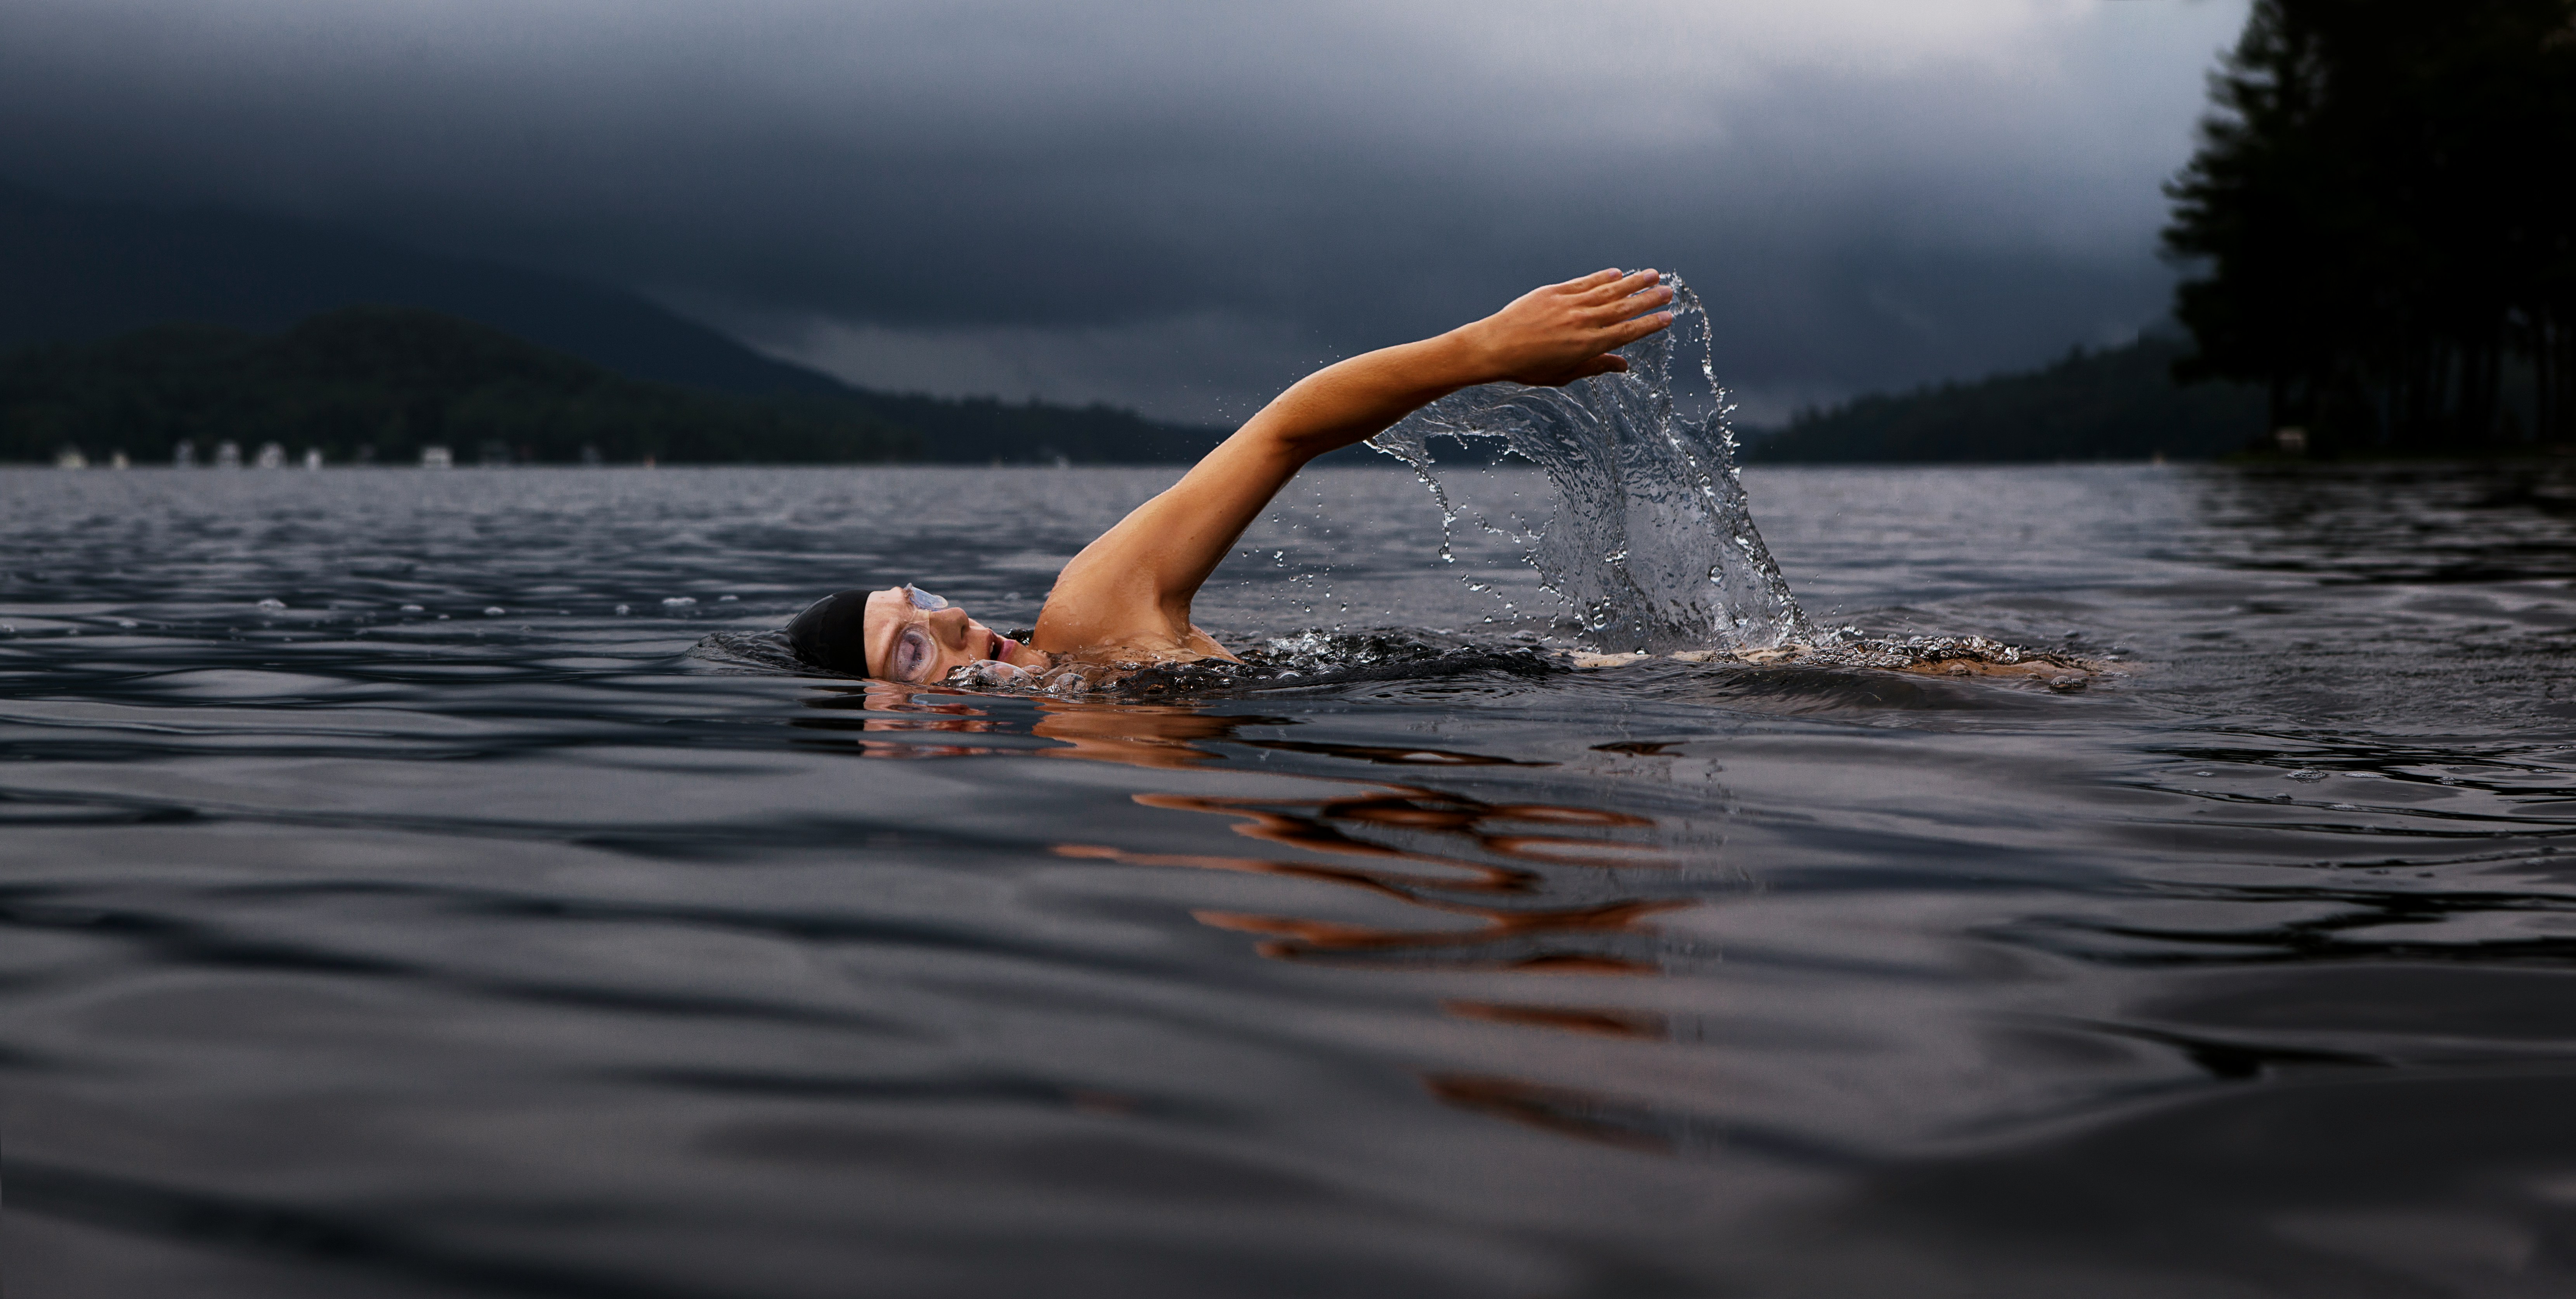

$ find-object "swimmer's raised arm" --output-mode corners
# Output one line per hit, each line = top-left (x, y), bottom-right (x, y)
(1032, 268), (1676, 659)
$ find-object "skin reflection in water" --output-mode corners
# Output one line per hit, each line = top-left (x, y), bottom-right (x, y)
(1027, 701), (1261, 770)
(797, 684), (1724, 1151)
(791, 682), (1009, 759)
(794, 682), (1263, 768)
(1073, 793), (1685, 969)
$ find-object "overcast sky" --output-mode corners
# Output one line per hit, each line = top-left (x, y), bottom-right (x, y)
(0, 0), (2250, 423)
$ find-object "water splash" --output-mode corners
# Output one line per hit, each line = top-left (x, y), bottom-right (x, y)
(1368, 274), (1809, 653)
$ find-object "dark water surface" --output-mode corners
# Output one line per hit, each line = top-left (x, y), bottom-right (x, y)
(6, 462), (2576, 1297)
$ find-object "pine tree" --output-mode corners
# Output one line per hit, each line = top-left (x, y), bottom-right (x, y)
(2163, 0), (2576, 452)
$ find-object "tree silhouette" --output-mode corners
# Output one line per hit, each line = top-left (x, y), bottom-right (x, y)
(2165, 0), (2576, 452)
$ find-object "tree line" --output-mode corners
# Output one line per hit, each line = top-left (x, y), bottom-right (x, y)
(0, 308), (916, 465)
(0, 307), (1223, 466)
(1746, 335), (2264, 463)
(2165, 0), (2576, 452)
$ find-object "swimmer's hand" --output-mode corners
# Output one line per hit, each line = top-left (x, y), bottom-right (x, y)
(1453, 268), (1676, 388)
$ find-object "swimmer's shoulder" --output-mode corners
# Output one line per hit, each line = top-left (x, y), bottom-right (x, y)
(1035, 612), (1237, 667)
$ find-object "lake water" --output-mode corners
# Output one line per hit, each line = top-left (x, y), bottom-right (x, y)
(5, 461), (2575, 1298)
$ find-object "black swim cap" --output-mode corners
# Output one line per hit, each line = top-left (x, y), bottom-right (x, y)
(786, 589), (875, 676)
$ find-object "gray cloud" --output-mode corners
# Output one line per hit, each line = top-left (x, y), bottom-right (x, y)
(0, 0), (2248, 421)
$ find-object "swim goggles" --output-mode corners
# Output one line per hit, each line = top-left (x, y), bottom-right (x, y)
(883, 584), (950, 682)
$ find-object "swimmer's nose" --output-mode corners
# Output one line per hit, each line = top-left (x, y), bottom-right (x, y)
(926, 606), (974, 644)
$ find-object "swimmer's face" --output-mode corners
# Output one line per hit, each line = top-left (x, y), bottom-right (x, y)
(864, 584), (1048, 683)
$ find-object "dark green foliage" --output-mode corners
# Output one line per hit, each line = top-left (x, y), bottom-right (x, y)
(1744, 335), (2267, 463)
(0, 307), (1226, 465)
(2164, 0), (2576, 451)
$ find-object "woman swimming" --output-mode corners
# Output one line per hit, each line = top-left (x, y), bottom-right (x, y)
(786, 268), (1677, 683)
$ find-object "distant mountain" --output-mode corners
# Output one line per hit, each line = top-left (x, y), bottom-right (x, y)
(0, 182), (1226, 462)
(0, 182), (847, 397)
(1743, 335), (2267, 463)
(1, 307), (913, 465)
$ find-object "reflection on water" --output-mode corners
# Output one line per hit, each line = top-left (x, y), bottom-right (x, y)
(821, 688), (1723, 1140)
(7, 463), (2576, 1297)
(1073, 787), (1686, 972)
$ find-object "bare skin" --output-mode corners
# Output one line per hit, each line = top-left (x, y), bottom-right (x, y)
(859, 268), (1676, 681)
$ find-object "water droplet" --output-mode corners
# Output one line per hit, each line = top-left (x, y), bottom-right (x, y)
(614, 604), (631, 615)
(483, 606), (506, 616)
(256, 598), (286, 611)
(662, 596), (697, 607)
(2287, 769), (2328, 781)
(399, 604), (424, 613)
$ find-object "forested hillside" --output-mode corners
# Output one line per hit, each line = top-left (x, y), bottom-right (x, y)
(1744, 336), (2266, 463)
(0, 185), (1225, 464)
(0, 308), (1216, 465)
(0, 307), (1226, 464)
(0, 308), (911, 465)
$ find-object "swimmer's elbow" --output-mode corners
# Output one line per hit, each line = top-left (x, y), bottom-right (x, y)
(1219, 415), (1336, 473)
(1239, 397), (1403, 466)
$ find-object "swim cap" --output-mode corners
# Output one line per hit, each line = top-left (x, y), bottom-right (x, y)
(786, 589), (875, 676)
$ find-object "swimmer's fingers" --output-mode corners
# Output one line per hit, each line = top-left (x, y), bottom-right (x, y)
(1596, 307), (1676, 350)
(1574, 268), (1662, 309)
(1558, 267), (1629, 294)
(1579, 267), (1658, 298)
(1562, 268), (1657, 302)
(1583, 279), (1672, 326)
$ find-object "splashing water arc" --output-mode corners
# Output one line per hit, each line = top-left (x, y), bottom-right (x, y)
(1369, 275), (1809, 653)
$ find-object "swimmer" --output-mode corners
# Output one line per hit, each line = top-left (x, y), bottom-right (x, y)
(787, 268), (1677, 684)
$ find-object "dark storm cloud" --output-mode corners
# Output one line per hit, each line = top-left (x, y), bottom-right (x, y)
(0, 0), (2248, 420)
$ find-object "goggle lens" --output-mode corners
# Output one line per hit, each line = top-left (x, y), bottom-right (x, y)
(881, 584), (951, 682)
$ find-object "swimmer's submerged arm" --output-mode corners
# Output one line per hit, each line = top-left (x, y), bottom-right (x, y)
(1034, 268), (1676, 652)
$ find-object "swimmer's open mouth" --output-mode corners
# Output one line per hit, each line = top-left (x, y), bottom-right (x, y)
(989, 630), (1019, 661)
